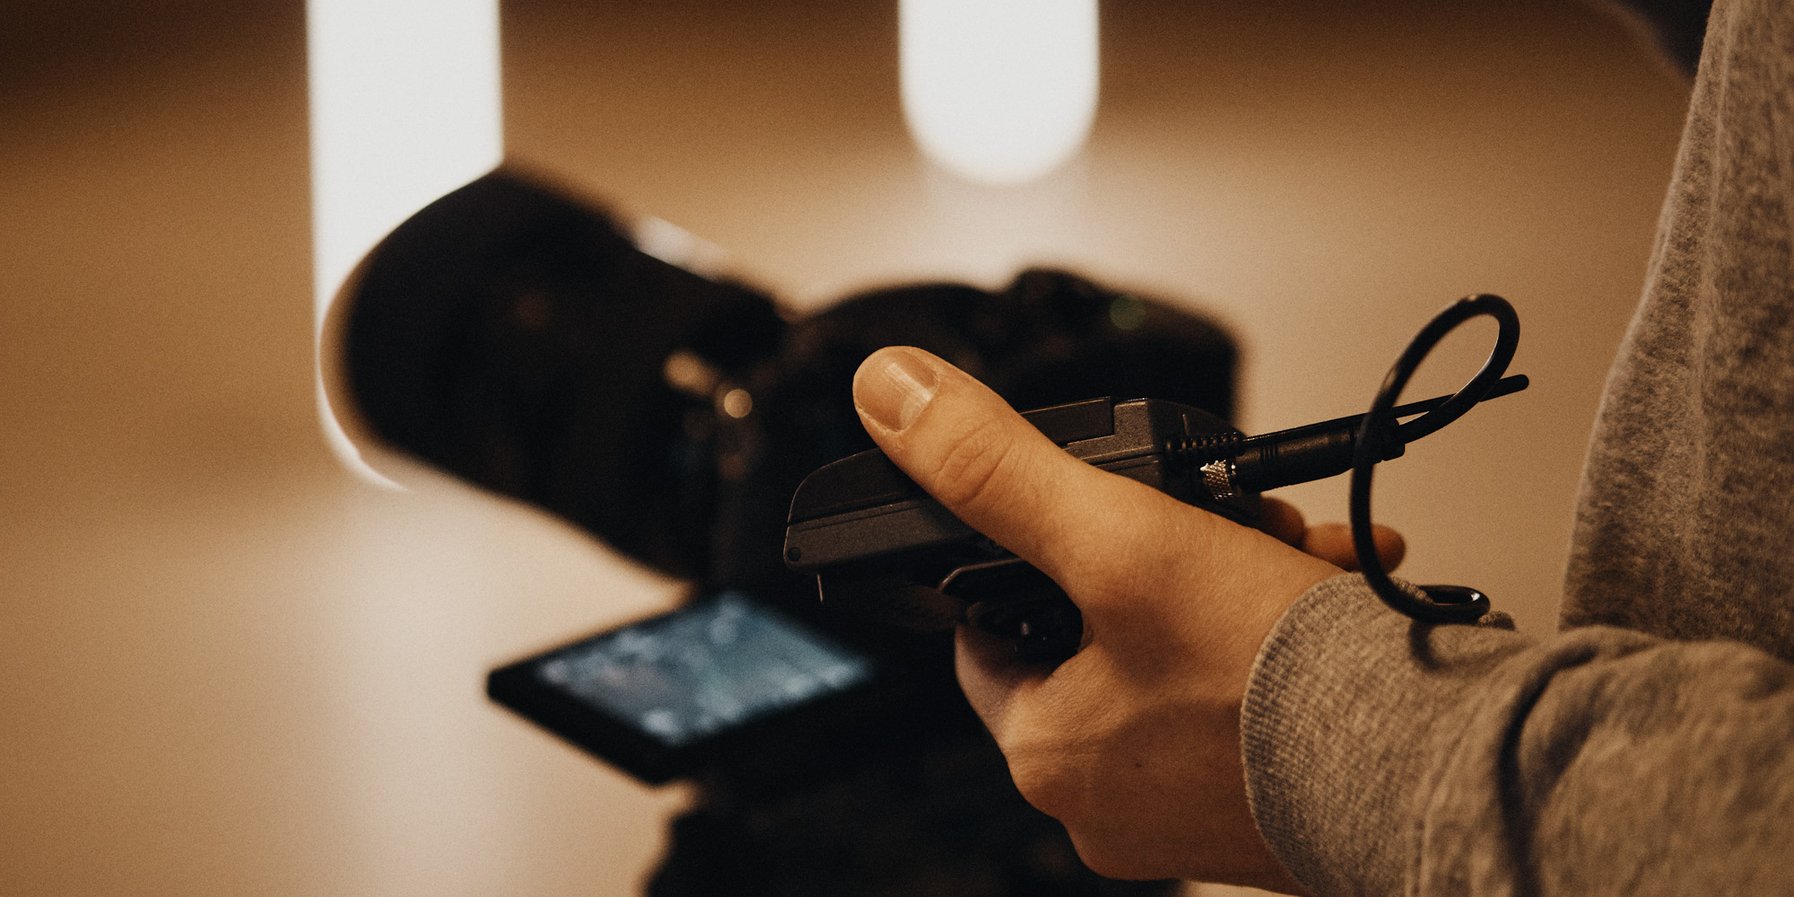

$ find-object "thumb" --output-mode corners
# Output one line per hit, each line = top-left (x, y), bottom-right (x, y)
(852, 346), (1202, 596)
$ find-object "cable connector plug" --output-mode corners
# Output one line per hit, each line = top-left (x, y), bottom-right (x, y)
(1180, 373), (1527, 502)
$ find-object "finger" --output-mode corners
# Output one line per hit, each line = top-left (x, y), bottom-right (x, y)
(1258, 497), (1306, 548)
(1301, 522), (1406, 572)
(954, 623), (1037, 727)
(852, 347), (1208, 595)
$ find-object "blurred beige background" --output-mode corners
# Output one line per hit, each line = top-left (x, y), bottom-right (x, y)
(1, 1), (1689, 894)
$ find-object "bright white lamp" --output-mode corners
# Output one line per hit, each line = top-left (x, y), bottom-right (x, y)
(900, 0), (1099, 185)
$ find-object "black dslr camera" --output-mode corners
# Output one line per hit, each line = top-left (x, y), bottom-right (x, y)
(337, 168), (1237, 896)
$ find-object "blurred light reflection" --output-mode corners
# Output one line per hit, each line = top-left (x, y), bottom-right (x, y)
(307, 0), (503, 483)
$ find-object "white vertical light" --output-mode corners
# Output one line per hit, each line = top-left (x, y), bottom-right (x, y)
(307, 0), (503, 481)
(900, 0), (1099, 186)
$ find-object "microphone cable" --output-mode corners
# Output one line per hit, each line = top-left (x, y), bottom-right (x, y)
(1180, 293), (1523, 623)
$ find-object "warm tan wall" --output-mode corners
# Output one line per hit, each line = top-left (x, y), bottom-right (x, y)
(0, 2), (1688, 895)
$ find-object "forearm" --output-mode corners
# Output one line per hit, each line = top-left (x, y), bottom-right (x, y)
(1244, 574), (1794, 896)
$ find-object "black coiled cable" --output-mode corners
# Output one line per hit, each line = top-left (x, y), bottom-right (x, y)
(1350, 294), (1520, 623)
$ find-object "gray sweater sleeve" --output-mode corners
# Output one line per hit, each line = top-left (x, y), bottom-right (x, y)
(1240, 0), (1794, 893)
(1243, 576), (1794, 896)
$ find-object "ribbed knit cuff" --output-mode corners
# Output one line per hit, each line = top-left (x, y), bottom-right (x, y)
(1240, 574), (1525, 896)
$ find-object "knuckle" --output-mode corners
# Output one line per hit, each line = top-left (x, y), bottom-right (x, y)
(1007, 753), (1073, 818)
(1073, 843), (1153, 883)
(926, 415), (1019, 514)
(990, 702), (1079, 819)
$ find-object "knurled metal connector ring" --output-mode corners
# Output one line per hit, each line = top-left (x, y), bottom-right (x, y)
(1200, 459), (1237, 501)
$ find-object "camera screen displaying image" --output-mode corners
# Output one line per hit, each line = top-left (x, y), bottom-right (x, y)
(488, 590), (880, 782)
(538, 591), (875, 746)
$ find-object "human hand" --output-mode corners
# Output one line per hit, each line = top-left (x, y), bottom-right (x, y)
(852, 346), (1395, 890)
